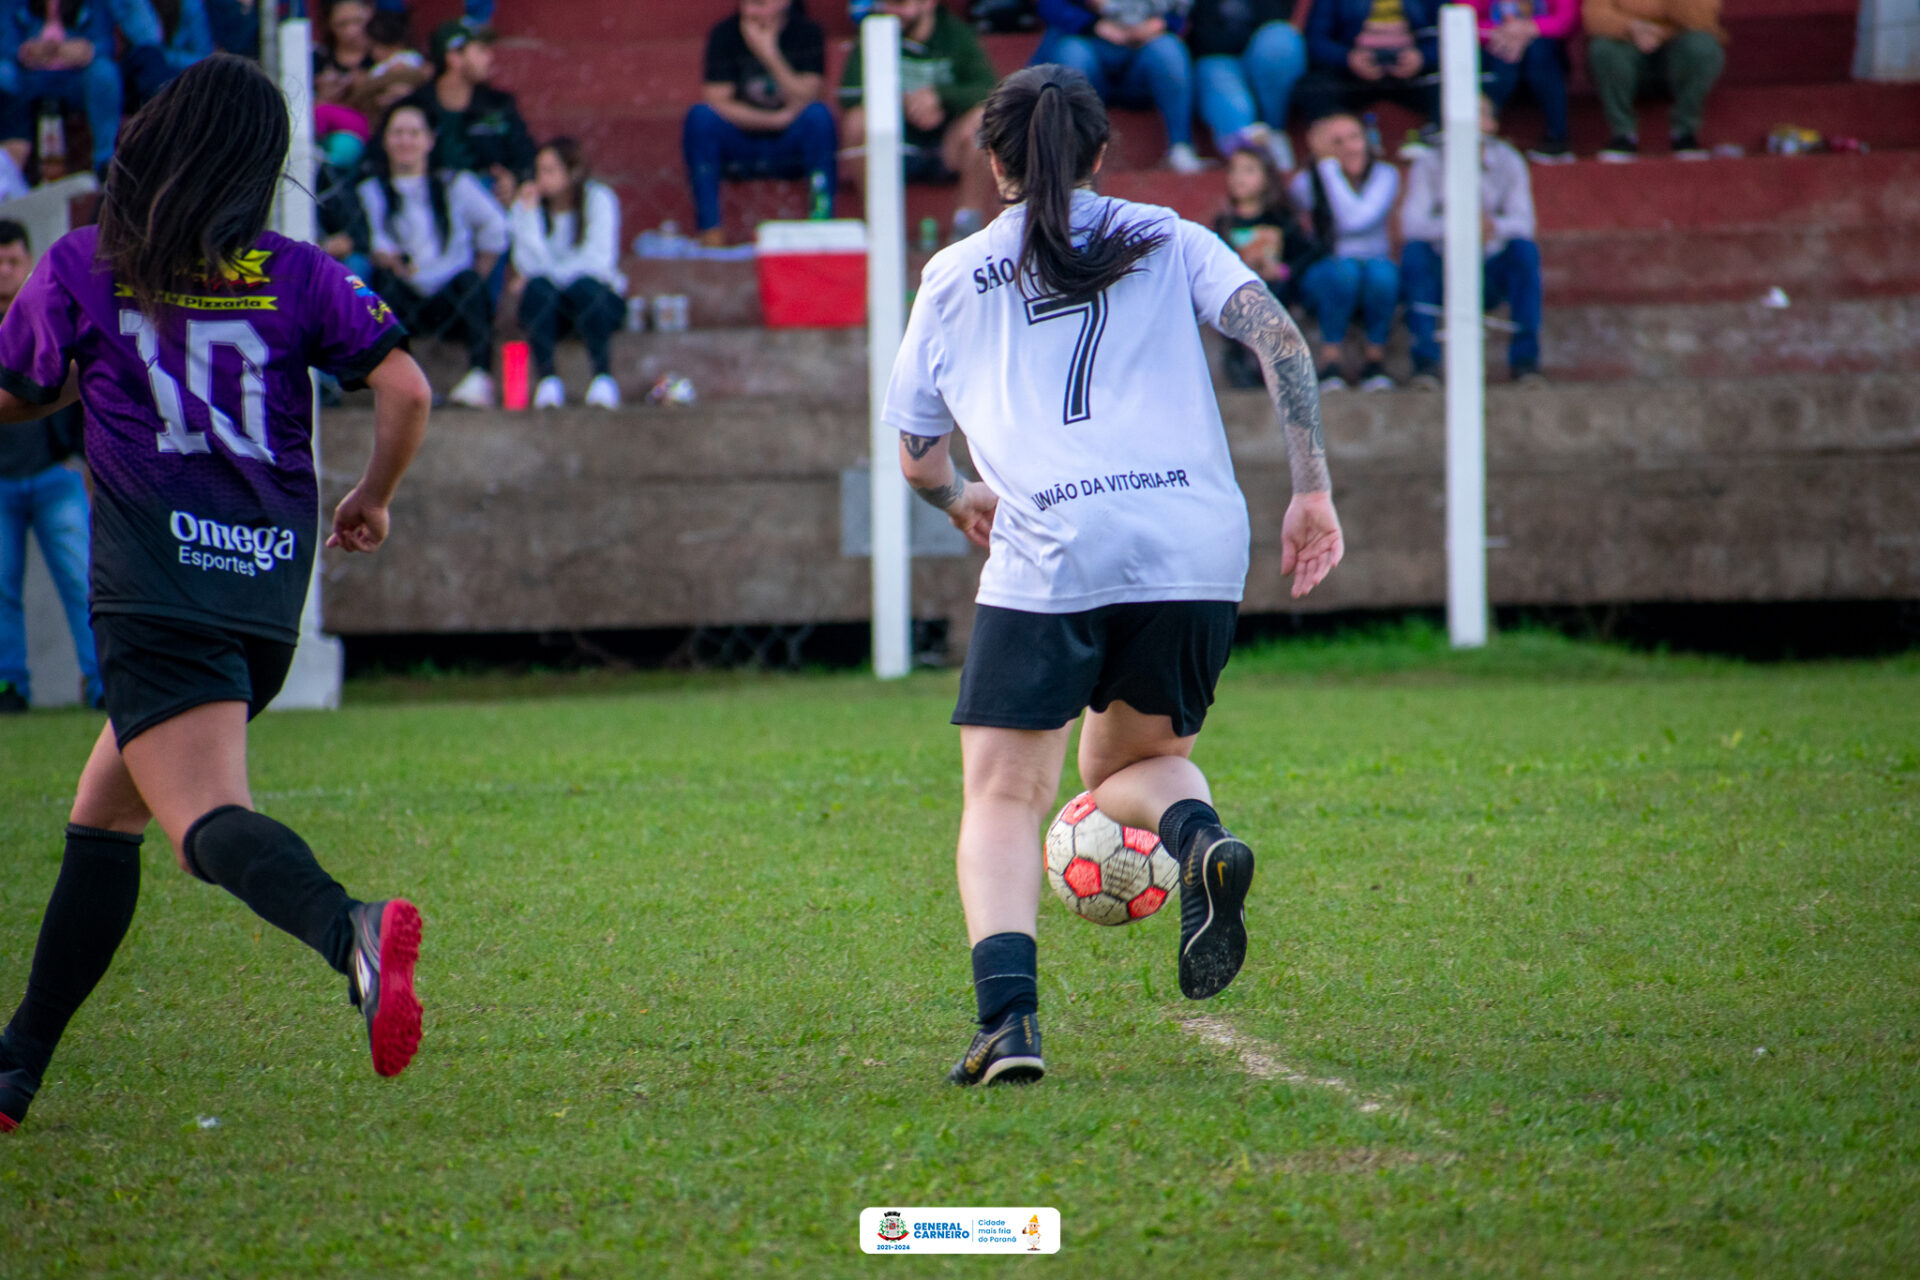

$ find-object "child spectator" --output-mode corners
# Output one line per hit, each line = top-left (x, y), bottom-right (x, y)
(511, 138), (626, 411)
(1213, 143), (1318, 385)
(1288, 111), (1399, 390)
(1399, 94), (1543, 385)
(397, 18), (536, 206)
(314, 0), (375, 167)
(683, 0), (836, 247)
(1583, 0), (1724, 159)
(359, 102), (509, 408)
(1189, 0), (1306, 170)
(1473, 0), (1576, 162)
(1033, 0), (1205, 173)
(839, 0), (997, 242)
(116, 0), (213, 103)
(1296, 0), (1440, 130)
(0, 0), (123, 176)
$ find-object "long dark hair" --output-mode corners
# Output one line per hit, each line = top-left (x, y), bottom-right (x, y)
(1217, 143), (1294, 227)
(96, 54), (289, 309)
(537, 137), (590, 249)
(371, 102), (452, 252)
(978, 65), (1166, 302)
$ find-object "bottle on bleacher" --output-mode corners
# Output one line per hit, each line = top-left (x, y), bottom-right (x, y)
(358, 101), (509, 409)
(683, 0), (838, 248)
(1582, 0), (1725, 161)
(1033, 0), (1207, 173)
(839, 0), (997, 243)
(510, 137), (626, 412)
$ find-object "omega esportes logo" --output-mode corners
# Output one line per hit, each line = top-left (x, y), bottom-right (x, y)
(170, 509), (297, 577)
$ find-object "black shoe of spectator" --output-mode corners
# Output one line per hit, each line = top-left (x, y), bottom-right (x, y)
(1598, 135), (1639, 164)
(1357, 360), (1395, 392)
(1317, 363), (1348, 393)
(1671, 131), (1709, 160)
(1527, 139), (1574, 165)
(0, 682), (25, 713)
(1407, 359), (1442, 391)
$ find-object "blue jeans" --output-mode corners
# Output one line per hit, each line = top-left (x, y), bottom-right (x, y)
(1194, 22), (1307, 146)
(0, 464), (99, 704)
(1034, 31), (1193, 149)
(1401, 238), (1543, 370)
(1300, 255), (1399, 347)
(683, 101), (838, 233)
(0, 60), (123, 169)
(1483, 36), (1569, 146)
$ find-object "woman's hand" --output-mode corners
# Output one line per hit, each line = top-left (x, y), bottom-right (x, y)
(327, 484), (389, 554)
(944, 481), (998, 549)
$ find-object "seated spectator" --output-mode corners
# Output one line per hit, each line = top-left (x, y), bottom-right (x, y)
(683, 0), (836, 248)
(116, 0), (212, 104)
(1400, 94), (1542, 385)
(0, 220), (98, 713)
(1189, 0), (1306, 170)
(1296, 0), (1439, 132)
(0, 0), (122, 176)
(1213, 143), (1319, 385)
(511, 138), (626, 411)
(347, 9), (429, 121)
(397, 18), (535, 207)
(314, 0), (376, 167)
(839, 0), (996, 242)
(205, 0), (253, 56)
(1034, 0), (1202, 172)
(1288, 112), (1399, 391)
(1474, 0), (1575, 162)
(359, 102), (509, 408)
(1584, 0), (1724, 160)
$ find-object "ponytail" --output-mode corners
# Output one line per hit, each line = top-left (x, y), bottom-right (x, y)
(979, 65), (1167, 302)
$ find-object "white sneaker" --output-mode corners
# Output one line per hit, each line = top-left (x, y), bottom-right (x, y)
(1165, 143), (1207, 174)
(447, 369), (495, 409)
(1265, 130), (1295, 172)
(532, 375), (566, 410)
(584, 374), (621, 409)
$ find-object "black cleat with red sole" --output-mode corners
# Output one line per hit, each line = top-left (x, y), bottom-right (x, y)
(1178, 825), (1254, 1000)
(349, 899), (424, 1078)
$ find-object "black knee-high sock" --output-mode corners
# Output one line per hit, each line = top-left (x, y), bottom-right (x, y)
(1158, 798), (1222, 861)
(182, 806), (359, 976)
(971, 932), (1038, 1030)
(1, 825), (143, 1079)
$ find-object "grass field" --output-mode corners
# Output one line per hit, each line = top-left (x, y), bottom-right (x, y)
(2, 628), (1916, 1277)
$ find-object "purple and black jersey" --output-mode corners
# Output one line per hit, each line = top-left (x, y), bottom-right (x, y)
(0, 228), (404, 643)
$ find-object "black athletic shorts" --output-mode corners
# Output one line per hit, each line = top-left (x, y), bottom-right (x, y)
(953, 601), (1238, 737)
(94, 613), (297, 749)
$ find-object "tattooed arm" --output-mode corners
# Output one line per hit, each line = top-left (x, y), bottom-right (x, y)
(898, 430), (997, 549)
(1213, 280), (1345, 597)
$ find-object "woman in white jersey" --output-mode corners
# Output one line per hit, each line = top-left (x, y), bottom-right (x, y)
(884, 65), (1343, 1086)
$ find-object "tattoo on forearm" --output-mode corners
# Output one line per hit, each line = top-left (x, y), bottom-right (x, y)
(910, 477), (966, 511)
(900, 431), (939, 460)
(1216, 281), (1330, 494)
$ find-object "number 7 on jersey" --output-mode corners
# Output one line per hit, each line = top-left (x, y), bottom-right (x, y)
(1025, 291), (1108, 426)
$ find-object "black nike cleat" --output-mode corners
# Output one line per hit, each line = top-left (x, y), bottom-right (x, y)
(948, 1012), (1045, 1087)
(1178, 825), (1255, 1000)
(0, 1066), (39, 1133)
(348, 899), (424, 1078)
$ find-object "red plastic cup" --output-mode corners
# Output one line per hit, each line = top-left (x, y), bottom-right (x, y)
(501, 340), (530, 411)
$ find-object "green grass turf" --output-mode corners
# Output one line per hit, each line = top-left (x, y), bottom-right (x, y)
(2, 628), (1916, 1277)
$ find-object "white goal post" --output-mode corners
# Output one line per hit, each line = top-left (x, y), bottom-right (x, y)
(1440, 5), (1489, 649)
(864, 14), (912, 679)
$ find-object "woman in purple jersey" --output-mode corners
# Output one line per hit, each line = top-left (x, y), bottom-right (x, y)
(0, 55), (434, 1133)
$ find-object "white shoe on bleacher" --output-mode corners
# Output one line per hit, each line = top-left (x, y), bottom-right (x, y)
(1165, 143), (1208, 174)
(585, 374), (621, 410)
(533, 376), (566, 410)
(447, 369), (495, 409)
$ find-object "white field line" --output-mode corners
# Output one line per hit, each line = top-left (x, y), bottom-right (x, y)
(1181, 1014), (1390, 1114)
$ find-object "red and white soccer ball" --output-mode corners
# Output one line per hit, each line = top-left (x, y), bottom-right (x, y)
(1044, 792), (1179, 926)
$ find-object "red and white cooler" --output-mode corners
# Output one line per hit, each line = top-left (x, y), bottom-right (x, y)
(755, 219), (868, 329)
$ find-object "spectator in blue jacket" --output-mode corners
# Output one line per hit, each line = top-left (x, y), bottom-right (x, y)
(1033, 0), (1205, 173)
(115, 0), (213, 103)
(0, 0), (122, 174)
(1296, 0), (1439, 127)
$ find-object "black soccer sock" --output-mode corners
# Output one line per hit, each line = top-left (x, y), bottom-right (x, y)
(970, 932), (1038, 1030)
(2, 824), (144, 1079)
(183, 806), (360, 976)
(1158, 798), (1223, 861)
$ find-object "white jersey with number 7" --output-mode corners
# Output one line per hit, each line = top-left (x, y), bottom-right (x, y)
(882, 191), (1263, 614)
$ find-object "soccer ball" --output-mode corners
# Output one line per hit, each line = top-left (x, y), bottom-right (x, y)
(1044, 792), (1179, 926)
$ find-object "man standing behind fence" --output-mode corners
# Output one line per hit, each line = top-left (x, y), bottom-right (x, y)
(0, 220), (98, 711)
